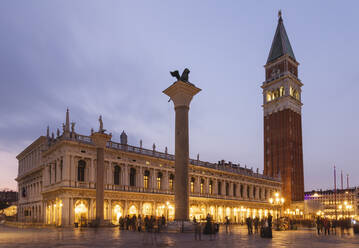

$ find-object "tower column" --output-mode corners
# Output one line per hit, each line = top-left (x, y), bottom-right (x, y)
(91, 127), (111, 226)
(174, 105), (189, 219)
(163, 75), (201, 221)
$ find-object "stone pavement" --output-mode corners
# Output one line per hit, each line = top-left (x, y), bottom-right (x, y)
(1, 224), (359, 248)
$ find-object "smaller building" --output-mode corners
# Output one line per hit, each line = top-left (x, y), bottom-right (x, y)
(0, 190), (18, 208)
(304, 187), (359, 219)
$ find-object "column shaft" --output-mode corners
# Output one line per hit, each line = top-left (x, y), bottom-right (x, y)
(174, 106), (189, 221)
(96, 147), (105, 224)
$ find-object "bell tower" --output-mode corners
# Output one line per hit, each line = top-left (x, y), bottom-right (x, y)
(262, 12), (304, 206)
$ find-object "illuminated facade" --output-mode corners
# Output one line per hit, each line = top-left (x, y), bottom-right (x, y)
(16, 110), (282, 226)
(305, 188), (359, 219)
(262, 13), (304, 207)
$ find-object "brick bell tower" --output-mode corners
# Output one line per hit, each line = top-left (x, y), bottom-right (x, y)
(262, 11), (304, 207)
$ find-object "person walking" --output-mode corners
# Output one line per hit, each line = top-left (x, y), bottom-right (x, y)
(193, 217), (202, 241)
(246, 216), (253, 235)
(132, 215), (137, 232)
(225, 216), (231, 234)
(137, 215), (142, 232)
(125, 215), (130, 230)
(316, 216), (324, 235)
(254, 216), (259, 234)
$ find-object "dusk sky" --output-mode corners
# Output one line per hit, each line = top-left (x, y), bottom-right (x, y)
(1, 1), (358, 191)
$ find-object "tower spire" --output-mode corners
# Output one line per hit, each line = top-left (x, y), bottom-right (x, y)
(267, 10), (296, 63)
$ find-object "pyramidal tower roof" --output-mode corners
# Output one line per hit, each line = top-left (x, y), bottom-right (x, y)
(267, 11), (296, 63)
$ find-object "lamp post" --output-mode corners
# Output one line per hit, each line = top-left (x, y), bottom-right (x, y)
(269, 192), (284, 230)
(269, 192), (285, 219)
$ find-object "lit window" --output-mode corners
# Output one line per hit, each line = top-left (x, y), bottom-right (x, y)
(280, 86), (284, 96)
(169, 174), (174, 190)
(144, 170), (150, 189)
(209, 181), (213, 195)
(200, 183), (204, 194)
(190, 178), (195, 193)
(157, 177), (161, 189)
(144, 176), (149, 188)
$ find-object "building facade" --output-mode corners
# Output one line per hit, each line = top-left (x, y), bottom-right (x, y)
(262, 13), (304, 207)
(305, 188), (359, 220)
(16, 111), (282, 226)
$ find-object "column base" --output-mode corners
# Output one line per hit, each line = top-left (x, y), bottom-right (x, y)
(167, 220), (194, 232)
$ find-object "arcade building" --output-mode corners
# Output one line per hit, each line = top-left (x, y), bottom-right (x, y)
(16, 109), (281, 226)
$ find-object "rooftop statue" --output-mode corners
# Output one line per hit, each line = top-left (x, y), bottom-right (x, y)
(170, 68), (190, 83)
(98, 115), (106, 133)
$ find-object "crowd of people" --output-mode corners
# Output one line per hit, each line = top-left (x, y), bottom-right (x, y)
(119, 214), (166, 233)
(315, 217), (352, 235)
(245, 214), (273, 238)
(117, 213), (357, 243)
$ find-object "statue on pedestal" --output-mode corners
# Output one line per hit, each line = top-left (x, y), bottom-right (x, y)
(98, 115), (106, 133)
(170, 68), (190, 83)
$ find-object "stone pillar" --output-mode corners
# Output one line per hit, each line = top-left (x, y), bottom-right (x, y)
(91, 132), (112, 226)
(138, 167), (143, 188)
(124, 165), (129, 186)
(71, 155), (76, 184)
(163, 80), (201, 221)
(163, 171), (169, 190)
(62, 197), (70, 226)
(69, 198), (74, 225)
(243, 184), (248, 199)
(108, 200), (112, 221)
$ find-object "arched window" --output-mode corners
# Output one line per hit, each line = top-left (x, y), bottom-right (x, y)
(190, 177), (195, 193)
(144, 170), (150, 189)
(169, 174), (174, 190)
(157, 172), (162, 189)
(130, 168), (136, 186)
(78, 160), (86, 182)
(218, 181), (222, 195)
(200, 179), (204, 194)
(114, 165), (121, 185)
(274, 89), (280, 99)
(209, 180), (213, 195)
(280, 86), (284, 97)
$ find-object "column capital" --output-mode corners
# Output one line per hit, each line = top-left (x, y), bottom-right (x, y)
(91, 132), (112, 148)
(163, 81), (201, 108)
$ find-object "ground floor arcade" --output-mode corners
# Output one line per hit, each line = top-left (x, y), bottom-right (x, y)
(42, 188), (280, 226)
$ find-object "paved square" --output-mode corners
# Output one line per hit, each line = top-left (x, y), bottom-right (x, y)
(1, 225), (359, 248)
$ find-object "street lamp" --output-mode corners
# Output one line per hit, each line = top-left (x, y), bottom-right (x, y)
(269, 192), (285, 230)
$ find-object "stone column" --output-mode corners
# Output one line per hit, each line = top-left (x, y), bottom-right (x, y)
(91, 132), (112, 226)
(71, 155), (76, 184)
(244, 184), (248, 199)
(62, 197), (70, 226)
(108, 200), (112, 221)
(69, 198), (74, 225)
(163, 80), (201, 221)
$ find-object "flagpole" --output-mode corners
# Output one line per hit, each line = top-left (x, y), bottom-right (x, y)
(334, 165), (337, 220)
